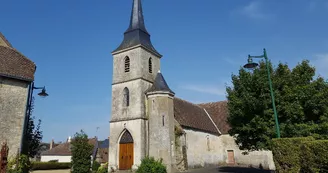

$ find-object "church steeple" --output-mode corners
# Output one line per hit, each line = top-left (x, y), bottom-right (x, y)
(112, 0), (161, 57)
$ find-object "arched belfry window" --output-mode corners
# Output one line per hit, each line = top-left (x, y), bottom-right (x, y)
(125, 56), (130, 72)
(123, 87), (130, 107)
(148, 57), (152, 73)
(120, 130), (133, 144)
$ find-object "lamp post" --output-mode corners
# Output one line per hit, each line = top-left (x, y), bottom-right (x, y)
(21, 82), (48, 165)
(243, 48), (280, 138)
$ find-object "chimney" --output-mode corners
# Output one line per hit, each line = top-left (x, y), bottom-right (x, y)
(68, 136), (72, 143)
(50, 139), (54, 149)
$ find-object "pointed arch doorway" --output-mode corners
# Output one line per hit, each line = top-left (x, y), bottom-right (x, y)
(119, 130), (134, 170)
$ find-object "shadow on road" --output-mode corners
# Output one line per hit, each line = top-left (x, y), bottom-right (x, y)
(218, 166), (274, 173)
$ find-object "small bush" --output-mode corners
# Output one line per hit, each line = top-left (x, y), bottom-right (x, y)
(300, 140), (328, 173)
(136, 156), (166, 173)
(272, 136), (314, 173)
(92, 161), (101, 171)
(97, 165), (108, 173)
(31, 162), (71, 170)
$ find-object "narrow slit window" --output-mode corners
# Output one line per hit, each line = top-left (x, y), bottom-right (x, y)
(148, 57), (152, 73)
(162, 115), (165, 126)
(125, 56), (130, 72)
(123, 87), (129, 107)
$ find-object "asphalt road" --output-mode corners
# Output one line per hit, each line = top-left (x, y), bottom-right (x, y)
(184, 166), (274, 173)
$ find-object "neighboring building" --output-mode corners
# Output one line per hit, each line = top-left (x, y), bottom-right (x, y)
(96, 138), (109, 164)
(108, 0), (276, 172)
(31, 140), (59, 161)
(0, 32), (36, 158)
(40, 137), (98, 163)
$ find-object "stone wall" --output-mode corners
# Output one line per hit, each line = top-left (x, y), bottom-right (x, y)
(0, 76), (29, 158)
(183, 129), (275, 170)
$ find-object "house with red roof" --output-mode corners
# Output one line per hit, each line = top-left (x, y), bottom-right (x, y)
(0, 32), (36, 158)
(40, 137), (98, 163)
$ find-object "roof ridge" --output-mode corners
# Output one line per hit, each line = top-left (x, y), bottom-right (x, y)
(198, 100), (228, 105)
(0, 32), (13, 47)
(174, 97), (205, 109)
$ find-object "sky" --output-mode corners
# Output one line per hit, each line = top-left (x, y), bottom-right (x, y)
(1, 0), (328, 143)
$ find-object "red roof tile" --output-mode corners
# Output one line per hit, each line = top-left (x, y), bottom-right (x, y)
(198, 101), (230, 134)
(41, 138), (97, 156)
(0, 45), (36, 81)
(174, 98), (219, 135)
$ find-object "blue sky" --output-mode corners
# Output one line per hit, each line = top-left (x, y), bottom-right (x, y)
(1, 0), (328, 143)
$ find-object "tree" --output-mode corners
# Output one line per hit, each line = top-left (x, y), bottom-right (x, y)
(71, 130), (93, 173)
(26, 97), (43, 158)
(226, 60), (328, 151)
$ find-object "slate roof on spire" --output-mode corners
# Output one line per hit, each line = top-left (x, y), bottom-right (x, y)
(113, 0), (161, 57)
(146, 71), (174, 94)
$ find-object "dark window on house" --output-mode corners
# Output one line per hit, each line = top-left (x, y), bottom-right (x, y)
(148, 57), (152, 73)
(123, 87), (130, 107)
(125, 56), (130, 72)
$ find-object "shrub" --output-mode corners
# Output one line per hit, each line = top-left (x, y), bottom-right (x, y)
(272, 136), (314, 173)
(300, 140), (328, 173)
(6, 154), (31, 173)
(71, 130), (94, 173)
(97, 165), (108, 173)
(136, 156), (166, 173)
(31, 162), (71, 170)
(92, 161), (101, 171)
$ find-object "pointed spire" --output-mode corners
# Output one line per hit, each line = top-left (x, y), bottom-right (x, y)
(126, 0), (148, 34)
(112, 0), (161, 57)
(146, 71), (175, 95)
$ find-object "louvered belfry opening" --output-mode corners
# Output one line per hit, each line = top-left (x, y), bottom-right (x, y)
(124, 56), (130, 72)
(148, 57), (152, 73)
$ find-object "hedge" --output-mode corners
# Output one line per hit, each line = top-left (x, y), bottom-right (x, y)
(300, 140), (328, 173)
(31, 162), (71, 170)
(272, 136), (314, 173)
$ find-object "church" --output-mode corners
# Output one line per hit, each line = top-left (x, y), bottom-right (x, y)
(108, 0), (275, 172)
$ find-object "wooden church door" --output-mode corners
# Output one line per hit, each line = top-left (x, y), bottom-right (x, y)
(119, 131), (134, 170)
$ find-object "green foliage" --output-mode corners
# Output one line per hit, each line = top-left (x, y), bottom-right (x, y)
(92, 161), (101, 171)
(31, 162), (71, 170)
(227, 59), (328, 150)
(300, 140), (328, 173)
(26, 97), (43, 158)
(6, 154), (31, 173)
(71, 130), (94, 173)
(97, 165), (108, 173)
(136, 156), (167, 173)
(272, 137), (314, 173)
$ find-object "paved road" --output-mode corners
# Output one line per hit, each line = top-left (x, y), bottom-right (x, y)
(184, 166), (274, 173)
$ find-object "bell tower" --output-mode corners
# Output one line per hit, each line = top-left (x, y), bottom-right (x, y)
(108, 0), (161, 171)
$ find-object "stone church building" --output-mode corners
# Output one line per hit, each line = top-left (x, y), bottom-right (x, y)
(108, 0), (275, 172)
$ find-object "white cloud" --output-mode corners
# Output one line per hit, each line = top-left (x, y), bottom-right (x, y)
(238, 1), (269, 19)
(312, 53), (328, 77)
(179, 84), (226, 96)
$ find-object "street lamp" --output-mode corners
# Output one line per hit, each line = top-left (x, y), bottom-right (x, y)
(21, 82), (48, 160)
(243, 48), (281, 138)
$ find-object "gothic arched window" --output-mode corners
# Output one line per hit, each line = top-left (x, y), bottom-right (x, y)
(123, 87), (129, 107)
(125, 56), (130, 72)
(148, 57), (152, 73)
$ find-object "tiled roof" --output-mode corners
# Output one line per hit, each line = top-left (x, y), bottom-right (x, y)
(146, 71), (174, 94)
(174, 98), (219, 135)
(0, 45), (36, 81)
(198, 101), (230, 134)
(0, 32), (12, 47)
(41, 138), (98, 156)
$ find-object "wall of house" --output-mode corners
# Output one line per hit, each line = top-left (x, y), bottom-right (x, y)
(183, 129), (275, 170)
(0, 76), (29, 158)
(219, 134), (275, 170)
(41, 156), (71, 163)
